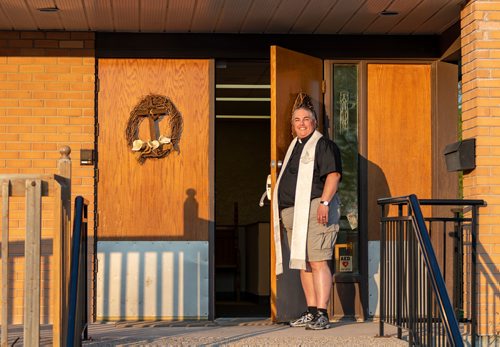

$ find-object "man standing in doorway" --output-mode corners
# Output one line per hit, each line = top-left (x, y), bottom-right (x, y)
(272, 93), (342, 330)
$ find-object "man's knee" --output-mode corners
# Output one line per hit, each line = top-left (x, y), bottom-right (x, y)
(308, 260), (328, 271)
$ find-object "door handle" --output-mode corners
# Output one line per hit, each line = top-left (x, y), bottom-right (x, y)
(259, 174), (272, 207)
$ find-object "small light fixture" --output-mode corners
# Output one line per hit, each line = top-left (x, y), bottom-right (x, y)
(380, 10), (399, 16)
(37, 6), (60, 13)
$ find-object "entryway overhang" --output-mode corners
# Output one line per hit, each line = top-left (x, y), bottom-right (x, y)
(0, 0), (463, 36)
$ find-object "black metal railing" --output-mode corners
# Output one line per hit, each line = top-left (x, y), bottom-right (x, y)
(378, 195), (485, 347)
(67, 196), (89, 347)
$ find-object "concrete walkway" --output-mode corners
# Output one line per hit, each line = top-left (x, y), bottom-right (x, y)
(82, 319), (408, 346)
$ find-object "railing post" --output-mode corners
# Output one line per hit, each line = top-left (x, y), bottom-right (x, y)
(53, 146), (72, 347)
(397, 204), (403, 340)
(452, 209), (462, 320)
(1, 180), (10, 347)
(379, 203), (386, 337)
(24, 179), (42, 347)
(58, 146), (72, 273)
(67, 197), (83, 347)
(81, 203), (88, 340)
(407, 205), (414, 346)
(471, 206), (478, 347)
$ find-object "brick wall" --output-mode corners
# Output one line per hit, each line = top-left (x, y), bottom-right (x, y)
(0, 31), (95, 324)
(461, 1), (500, 337)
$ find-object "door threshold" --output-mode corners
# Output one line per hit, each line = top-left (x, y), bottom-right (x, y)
(214, 317), (273, 326)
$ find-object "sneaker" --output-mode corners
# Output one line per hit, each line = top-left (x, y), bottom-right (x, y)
(305, 312), (331, 330)
(289, 311), (315, 327)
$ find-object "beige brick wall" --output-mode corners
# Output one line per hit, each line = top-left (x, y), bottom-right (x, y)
(461, 1), (500, 337)
(0, 31), (95, 324)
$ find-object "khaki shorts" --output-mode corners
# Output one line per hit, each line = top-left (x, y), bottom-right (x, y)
(280, 198), (339, 262)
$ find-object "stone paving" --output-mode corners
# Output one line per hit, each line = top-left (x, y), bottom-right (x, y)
(82, 319), (408, 346)
(2, 319), (409, 346)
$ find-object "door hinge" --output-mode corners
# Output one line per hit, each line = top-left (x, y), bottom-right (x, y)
(96, 77), (100, 93)
(322, 80), (326, 94)
(95, 123), (99, 137)
(95, 168), (99, 182)
(95, 211), (99, 227)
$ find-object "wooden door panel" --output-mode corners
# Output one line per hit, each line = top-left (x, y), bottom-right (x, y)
(270, 46), (322, 321)
(98, 59), (214, 241)
(367, 64), (432, 240)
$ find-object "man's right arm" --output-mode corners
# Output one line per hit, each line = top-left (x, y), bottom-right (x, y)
(317, 172), (341, 224)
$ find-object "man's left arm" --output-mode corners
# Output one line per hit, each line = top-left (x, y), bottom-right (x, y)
(317, 172), (341, 224)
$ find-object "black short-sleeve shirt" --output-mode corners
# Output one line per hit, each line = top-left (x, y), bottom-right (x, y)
(278, 132), (342, 209)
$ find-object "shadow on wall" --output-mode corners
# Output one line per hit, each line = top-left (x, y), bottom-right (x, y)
(360, 156), (391, 318)
(184, 188), (205, 236)
(96, 189), (211, 321)
(477, 238), (499, 336)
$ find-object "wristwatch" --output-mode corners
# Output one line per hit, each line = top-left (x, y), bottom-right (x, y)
(319, 200), (329, 206)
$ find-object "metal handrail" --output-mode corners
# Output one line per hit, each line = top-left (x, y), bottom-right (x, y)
(409, 195), (462, 345)
(67, 196), (89, 347)
(378, 197), (486, 206)
(378, 195), (485, 347)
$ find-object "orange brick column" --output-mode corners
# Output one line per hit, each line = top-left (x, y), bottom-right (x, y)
(461, 1), (500, 339)
(0, 31), (95, 324)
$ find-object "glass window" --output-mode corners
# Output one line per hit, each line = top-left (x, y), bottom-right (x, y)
(332, 64), (359, 275)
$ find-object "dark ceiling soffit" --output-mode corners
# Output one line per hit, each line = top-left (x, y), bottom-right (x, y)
(439, 21), (461, 57)
(96, 33), (441, 60)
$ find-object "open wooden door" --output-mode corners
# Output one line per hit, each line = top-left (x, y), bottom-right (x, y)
(270, 46), (323, 322)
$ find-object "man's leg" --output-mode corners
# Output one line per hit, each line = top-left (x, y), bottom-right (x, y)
(282, 206), (316, 327)
(303, 198), (338, 329)
(289, 268), (317, 327)
(304, 260), (332, 330)
(309, 260), (332, 309)
(300, 268), (316, 307)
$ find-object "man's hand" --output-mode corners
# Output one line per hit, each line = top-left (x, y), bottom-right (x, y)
(317, 172), (341, 225)
(317, 204), (329, 225)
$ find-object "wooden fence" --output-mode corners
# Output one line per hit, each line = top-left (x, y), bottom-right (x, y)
(0, 146), (72, 347)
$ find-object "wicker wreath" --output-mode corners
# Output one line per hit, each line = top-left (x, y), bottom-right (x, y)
(125, 94), (183, 164)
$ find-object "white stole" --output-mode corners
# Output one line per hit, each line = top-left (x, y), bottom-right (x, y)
(272, 130), (323, 275)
